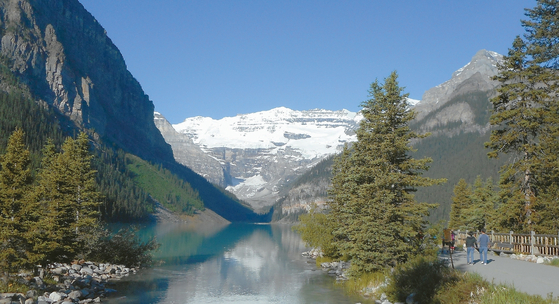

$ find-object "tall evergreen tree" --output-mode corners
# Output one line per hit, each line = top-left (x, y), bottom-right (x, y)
(448, 179), (471, 230)
(486, 0), (559, 233)
(0, 129), (33, 275)
(31, 133), (101, 264)
(467, 176), (497, 231)
(328, 72), (445, 273)
(64, 132), (101, 236)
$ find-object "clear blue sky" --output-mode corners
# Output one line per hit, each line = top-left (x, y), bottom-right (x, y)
(78, 0), (531, 123)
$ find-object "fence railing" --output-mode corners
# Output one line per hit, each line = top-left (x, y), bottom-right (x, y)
(452, 230), (559, 257)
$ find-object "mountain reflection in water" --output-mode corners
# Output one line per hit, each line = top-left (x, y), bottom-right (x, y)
(106, 223), (369, 304)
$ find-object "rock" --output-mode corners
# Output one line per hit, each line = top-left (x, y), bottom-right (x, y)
(25, 298), (34, 304)
(50, 268), (66, 275)
(80, 266), (93, 276)
(537, 257), (545, 264)
(25, 290), (38, 299)
(36, 296), (52, 304)
(80, 289), (90, 298)
(48, 292), (63, 302)
(33, 277), (45, 289)
(68, 290), (82, 301)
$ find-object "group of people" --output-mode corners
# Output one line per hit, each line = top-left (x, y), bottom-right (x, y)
(465, 229), (491, 265)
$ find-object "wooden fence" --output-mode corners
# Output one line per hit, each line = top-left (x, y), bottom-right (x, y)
(452, 230), (559, 257)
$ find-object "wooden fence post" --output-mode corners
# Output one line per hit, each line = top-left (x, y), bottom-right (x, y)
(509, 231), (513, 243)
(531, 231), (535, 255)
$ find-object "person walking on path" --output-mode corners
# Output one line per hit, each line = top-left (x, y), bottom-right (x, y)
(478, 229), (491, 265)
(466, 231), (477, 265)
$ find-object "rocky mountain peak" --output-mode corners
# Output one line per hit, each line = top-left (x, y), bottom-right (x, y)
(0, 0), (174, 162)
(413, 49), (503, 121)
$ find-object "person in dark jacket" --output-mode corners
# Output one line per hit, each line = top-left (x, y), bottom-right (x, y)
(465, 231), (477, 265)
(478, 229), (491, 265)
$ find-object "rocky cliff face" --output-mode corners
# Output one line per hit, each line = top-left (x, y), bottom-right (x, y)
(0, 0), (173, 161)
(413, 49), (502, 124)
(411, 49), (503, 138)
(154, 112), (226, 185)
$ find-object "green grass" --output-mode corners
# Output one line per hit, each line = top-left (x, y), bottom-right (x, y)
(342, 271), (387, 296)
(342, 256), (559, 304)
(475, 278), (559, 304)
(546, 258), (559, 267)
(0, 280), (29, 293)
(125, 154), (204, 215)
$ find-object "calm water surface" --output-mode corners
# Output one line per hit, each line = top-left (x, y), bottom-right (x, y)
(105, 223), (369, 304)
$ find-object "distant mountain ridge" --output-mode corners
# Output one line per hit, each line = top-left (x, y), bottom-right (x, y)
(156, 49), (505, 221)
(413, 49), (503, 122)
(156, 107), (360, 211)
(275, 49), (505, 222)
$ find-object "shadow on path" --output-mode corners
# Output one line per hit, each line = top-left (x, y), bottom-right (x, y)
(440, 250), (559, 298)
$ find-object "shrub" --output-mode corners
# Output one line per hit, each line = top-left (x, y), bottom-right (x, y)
(83, 226), (160, 268)
(385, 255), (457, 303)
(343, 271), (387, 296)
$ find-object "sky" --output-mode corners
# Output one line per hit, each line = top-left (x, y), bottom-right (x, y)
(78, 0), (532, 124)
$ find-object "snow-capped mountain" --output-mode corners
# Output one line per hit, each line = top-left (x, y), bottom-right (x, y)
(154, 49), (503, 215)
(155, 107), (361, 211)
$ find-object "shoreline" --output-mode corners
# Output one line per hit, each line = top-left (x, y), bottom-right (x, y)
(0, 261), (138, 304)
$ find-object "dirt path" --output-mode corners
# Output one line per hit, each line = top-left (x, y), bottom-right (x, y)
(442, 250), (559, 298)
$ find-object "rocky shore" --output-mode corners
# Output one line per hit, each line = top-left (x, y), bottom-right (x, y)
(0, 261), (136, 304)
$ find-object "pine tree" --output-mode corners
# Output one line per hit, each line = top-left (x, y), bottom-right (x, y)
(486, 0), (559, 233)
(65, 133), (101, 234)
(0, 128), (33, 275)
(31, 133), (102, 264)
(328, 72), (445, 273)
(448, 179), (471, 230)
(468, 176), (497, 231)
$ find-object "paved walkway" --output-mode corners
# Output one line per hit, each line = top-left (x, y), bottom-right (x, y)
(440, 250), (559, 298)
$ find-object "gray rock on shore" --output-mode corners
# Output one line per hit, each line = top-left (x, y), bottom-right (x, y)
(0, 261), (136, 303)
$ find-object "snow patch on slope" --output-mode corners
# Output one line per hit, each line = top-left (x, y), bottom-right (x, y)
(173, 107), (359, 160)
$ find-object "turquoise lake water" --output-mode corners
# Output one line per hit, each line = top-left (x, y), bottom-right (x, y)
(105, 223), (368, 304)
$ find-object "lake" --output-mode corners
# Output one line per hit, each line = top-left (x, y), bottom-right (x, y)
(104, 223), (369, 304)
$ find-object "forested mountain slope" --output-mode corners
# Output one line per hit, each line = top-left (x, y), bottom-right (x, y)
(273, 50), (507, 223)
(0, 0), (266, 222)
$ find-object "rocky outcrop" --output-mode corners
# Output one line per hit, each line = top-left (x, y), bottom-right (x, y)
(273, 156), (334, 222)
(0, 0), (174, 162)
(411, 50), (503, 140)
(154, 113), (225, 185)
(413, 49), (502, 122)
